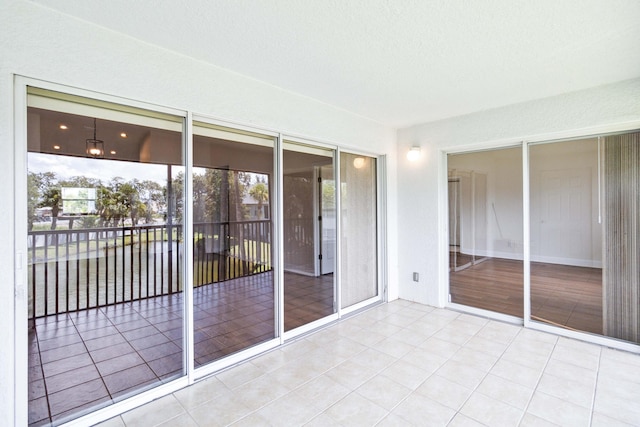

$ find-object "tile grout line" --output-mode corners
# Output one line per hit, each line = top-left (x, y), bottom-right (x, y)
(35, 321), (53, 425)
(444, 318), (521, 426)
(202, 315), (374, 426)
(516, 331), (558, 426)
(588, 346), (603, 427)
(229, 307), (400, 426)
(371, 309), (466, 425)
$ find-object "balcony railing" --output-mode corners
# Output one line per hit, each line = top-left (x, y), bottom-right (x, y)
(28, 220), (272, 319)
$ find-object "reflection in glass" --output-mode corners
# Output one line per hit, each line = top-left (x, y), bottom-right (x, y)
(530, 134), (640, 344)
(191, 122), (275, 366)
(529, 139), (602, 333)
(283, 142), (336, 331)
(448, 148), (523, 317)
(340, 153), (378, 308)
(27, 91), (184, 425)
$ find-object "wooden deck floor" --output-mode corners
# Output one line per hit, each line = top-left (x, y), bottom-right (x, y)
(449, 257), (602, 334)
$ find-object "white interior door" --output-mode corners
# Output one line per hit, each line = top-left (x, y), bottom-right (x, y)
(536, 168), (592, 263)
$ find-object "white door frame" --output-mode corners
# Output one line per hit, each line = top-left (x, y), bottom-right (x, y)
(440, 123), (640, 354)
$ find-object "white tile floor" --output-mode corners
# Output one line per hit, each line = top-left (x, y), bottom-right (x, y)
(98, 300), (640, 427)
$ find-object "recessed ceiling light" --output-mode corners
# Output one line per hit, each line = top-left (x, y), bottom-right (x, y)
(110, 150), (117, 155)
(59, 124), (68, 130)
(53, 145), (61, 150)
(120, 132), (127, 138)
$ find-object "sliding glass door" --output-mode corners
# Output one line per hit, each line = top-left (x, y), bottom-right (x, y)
(447, 133), (640, 347)
(21, 84), (384, 426)
(283, 142), (336, 331)
(340, 153), (379, 309)
(447, 147), (523, 317)
(192, 122), (276, 366)
(27, 89), (185, 425)
(529, 133), (640, 343)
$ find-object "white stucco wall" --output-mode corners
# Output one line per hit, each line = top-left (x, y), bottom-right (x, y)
(396, 77), (640, 307)
(0, 1), (398, 425)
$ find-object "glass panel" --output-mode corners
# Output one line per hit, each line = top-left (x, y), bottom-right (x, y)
(448, 148), (523, 317)
(283, 142), (336, 331)
(529, 139), (601, 333)
(530, 134), (640, 344)
(192, 121), (275, 366)
(340, 153), (378, 308)
(27, 90), (184, 426)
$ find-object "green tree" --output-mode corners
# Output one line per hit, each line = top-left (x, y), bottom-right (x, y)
(27, 171), (57, 230)
(249, 182), (269, 219)
(119, 180), (140, 225)
(27, 172), (40, 231)
(96, 177), (131, 227)
(40, 187), (62, 230)
(138, 180), (164, 223)
(168, 172), (184, 225)
(96, 186), (115, 227)
(193, 172), (209, 223)
(60, 175), (102, 189)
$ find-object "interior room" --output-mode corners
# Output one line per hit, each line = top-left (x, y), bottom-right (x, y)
(447, 141), (604, 334)
(2, 1), (640, 426)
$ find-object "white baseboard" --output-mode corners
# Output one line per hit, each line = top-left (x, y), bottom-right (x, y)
(531, 255), (602, 268)
(459, 248), (602, 268)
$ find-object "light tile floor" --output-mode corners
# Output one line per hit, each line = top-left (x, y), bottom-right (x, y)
(99, 300), (640, 427)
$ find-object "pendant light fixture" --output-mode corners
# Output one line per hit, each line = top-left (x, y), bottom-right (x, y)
(85, 118), (104, 158)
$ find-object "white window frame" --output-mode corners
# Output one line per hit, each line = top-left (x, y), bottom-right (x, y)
(13, 76), (389, 426)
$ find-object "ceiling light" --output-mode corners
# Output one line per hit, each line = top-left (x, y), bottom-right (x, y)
(110, 150), (116, 155)
(53, 145), (61, 150)
(407, 146), (421, 162)
(59, 124), (68, 130)
(85, 118), (104, 158)
(120, 132), (127, 138)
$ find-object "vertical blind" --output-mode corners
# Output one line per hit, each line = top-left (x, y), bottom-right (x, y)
(603, 132), (640, 343)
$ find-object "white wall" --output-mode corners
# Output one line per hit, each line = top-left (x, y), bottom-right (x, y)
(397, 77), (640, 307)
(449, 148), (523, 259)
(0, 1), (397, 425)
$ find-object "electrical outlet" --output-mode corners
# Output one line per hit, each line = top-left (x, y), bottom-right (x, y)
(412, 272), (419, 282)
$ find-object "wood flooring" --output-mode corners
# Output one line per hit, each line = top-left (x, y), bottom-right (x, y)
(449, 256), (603, 334)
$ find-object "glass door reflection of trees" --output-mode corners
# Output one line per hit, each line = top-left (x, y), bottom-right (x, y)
(447, 148), (523, 317)
(191, 123), (276, 366)
(27, 90), (185, 426)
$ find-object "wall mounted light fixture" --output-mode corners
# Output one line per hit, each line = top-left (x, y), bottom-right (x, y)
(407, 146), (421, 161)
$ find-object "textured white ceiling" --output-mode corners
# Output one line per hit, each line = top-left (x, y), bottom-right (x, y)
(30, 0), (640, 128)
